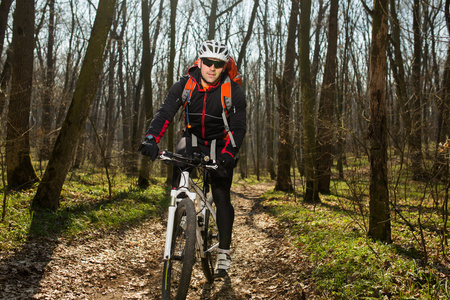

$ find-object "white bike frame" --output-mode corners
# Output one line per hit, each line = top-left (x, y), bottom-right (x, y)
(163, 171), (218, 260)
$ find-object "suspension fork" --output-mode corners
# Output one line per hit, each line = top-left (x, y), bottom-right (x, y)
(163, 191), (178, 260)
(163, 171), (194, 260)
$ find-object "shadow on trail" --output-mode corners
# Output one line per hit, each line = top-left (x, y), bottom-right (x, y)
(230, 182), (307, 299)
(200, 275), (245, 300)
(0, 209), (58, 299)
(0, 188), (162, 299)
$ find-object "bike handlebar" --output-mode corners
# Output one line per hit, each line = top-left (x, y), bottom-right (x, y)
(158, 150), (218, 170)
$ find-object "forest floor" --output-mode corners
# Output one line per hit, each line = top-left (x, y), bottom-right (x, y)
(0, 181), (314, 299)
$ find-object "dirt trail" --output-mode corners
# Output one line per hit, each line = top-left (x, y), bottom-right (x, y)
(0, 182), (310, 299)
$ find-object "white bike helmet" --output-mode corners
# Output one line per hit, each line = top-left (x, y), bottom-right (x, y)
(198, 40), (229, 62)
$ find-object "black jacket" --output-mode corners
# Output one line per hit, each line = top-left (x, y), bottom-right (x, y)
(145, 65), (246, 158)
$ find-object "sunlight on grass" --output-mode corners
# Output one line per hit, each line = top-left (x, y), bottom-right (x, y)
(3, 155), (450, 298)
(0, 189), (34, 249)
(0, 173), (168, 251)
(262, 187), (450, 299)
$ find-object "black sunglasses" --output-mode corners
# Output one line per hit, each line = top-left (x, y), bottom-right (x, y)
(201, 58), (226, 69)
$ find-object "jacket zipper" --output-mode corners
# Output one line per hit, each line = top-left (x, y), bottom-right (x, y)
(202, 92), (207, 138)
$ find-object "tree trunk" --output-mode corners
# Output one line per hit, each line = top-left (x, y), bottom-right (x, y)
(262, 0), (276, 180)
(33, 0), (117, 210)
(56, 0), (78, 129)
(410, 0), (424, 180)
(236, 12), (250, 179)
(317, 0), (339, 194)
(388, 0), (410, 151)
(6, 0), (39, 189)
(105, 39), (117, 167)
(236, 0), (259, 69)
(41, 0), (56, 161)
(166, 0), (178, 184)
(434, 0), (450, 182)
(310, 0), (325, 96)
(0, 47), (11, 117)
(368, 0), (391, 243)
(138, 0), (163, 188)
(300, 0), (320, 203)
(117, 1), (132, 172)
(274, 0), (298, 192)
(305, 0), (324, 182)
(0, 0), (13, 58)
(442, 1), (450, 142)
(103, 9), (122, 167)
(208, 0), (218, 40)
(336, 0), (352, 180)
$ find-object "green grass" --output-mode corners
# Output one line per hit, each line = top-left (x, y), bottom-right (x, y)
(262, 182), (450, 299)
(3, 158), (450, 298)
(0, 172), (169, 251)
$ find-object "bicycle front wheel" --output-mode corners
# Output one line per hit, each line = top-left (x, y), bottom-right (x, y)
(201, 194), (219, 282)
(162, 198), (196, 300)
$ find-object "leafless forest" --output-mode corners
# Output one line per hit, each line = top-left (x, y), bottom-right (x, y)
(1, 0), (450, 244)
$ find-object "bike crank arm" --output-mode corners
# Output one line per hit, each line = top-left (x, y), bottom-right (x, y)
(205, 242), (219, 254)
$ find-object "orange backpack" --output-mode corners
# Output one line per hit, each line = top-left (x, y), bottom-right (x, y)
(224, 56), (242, 87)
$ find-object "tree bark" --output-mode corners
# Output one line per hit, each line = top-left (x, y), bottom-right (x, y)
(410, 0), (424, 180)
(442, 1), (450, 141)
(0, 46), (11, 117)
(274, 0), (298, 192)
(388, 0), (410, 151)
(33, 0), (117, 210)
(41, 0), (56, 161)
(208, 0), (218, 40)
(6, 0), (39, 189)
(310, 0), (325, 97)
(138, 0), (164, 188)
(262, 0), (276, 180)
(408, 0), (423, 180)
(0, 0), (13, 58)
(56, 0), (78, 129)
(236, 0), (259, 69)
(300, 0), (320, 203)
(105, 38), (117, 167)
(166, 0), (178, 183)
(368, 0), (391, 243)
(317, 0), (339, 194)
(118, 1), (131, 172)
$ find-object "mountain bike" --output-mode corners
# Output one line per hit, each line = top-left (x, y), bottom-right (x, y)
(158, 150), (219, 300)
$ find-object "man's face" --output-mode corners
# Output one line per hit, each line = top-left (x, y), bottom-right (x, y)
(199, 58), (226, 86)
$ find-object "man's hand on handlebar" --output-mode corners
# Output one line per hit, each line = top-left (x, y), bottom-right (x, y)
(140, 136), (160, 161)
(218, 153), (235, 169)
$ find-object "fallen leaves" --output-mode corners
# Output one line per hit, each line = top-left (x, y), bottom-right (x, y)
(1, 182), (312, 299)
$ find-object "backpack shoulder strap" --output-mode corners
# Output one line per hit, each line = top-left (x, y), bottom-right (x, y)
(221, 77), (232, 114)
(182, 77), (195, 128)
(182, 77), (195, 107)
(221, 76), (236, 148)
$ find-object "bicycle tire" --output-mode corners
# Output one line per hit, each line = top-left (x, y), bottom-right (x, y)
(162, 198), (196, 300)
(201, 194), (218, 282)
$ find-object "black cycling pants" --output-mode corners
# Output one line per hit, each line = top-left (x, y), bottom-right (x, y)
(172, 136), (235, 250)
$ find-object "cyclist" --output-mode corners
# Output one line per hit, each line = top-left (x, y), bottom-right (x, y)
(141, 40), (246, 278)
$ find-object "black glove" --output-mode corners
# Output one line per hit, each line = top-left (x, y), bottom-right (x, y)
(140, 136), (159, 161)
(218, 153), (235, 169)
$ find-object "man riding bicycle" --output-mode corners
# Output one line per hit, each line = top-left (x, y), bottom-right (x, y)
(141, 40), (247, 278)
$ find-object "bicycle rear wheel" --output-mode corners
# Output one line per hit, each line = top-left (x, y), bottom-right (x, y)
(201, 194), (219, 282)
(162, 198), (196, 300)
